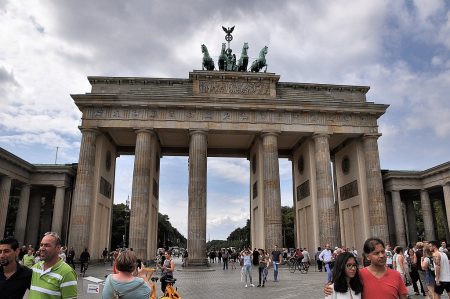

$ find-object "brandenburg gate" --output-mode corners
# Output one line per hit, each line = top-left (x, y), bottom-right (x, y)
(68, 68), (389, 264)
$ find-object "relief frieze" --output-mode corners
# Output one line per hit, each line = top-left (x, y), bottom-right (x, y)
(198, 80), (270, 96)
(86, 107), (375, 127)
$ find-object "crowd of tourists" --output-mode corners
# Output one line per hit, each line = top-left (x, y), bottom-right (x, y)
(323, 238), (450, 299)
(0, 232), (78, 299)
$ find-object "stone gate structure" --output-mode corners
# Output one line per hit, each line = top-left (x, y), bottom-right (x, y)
(68, 70), (390, 263)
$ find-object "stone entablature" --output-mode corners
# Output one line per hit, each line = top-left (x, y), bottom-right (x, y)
(81, 106), (381, 131)
(383, 161), (450, 191)
(0, 147), (76, 186)
(74, 72), (387, 135)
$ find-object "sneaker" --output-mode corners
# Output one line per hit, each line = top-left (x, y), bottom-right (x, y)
(245, 284), (248, 288)
(262, 284), (265, 287)
(250, 284), (255, 287)
(257, 285), (261, 287)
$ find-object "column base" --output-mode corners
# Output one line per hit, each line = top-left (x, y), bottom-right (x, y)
(183, 258), (209, 268)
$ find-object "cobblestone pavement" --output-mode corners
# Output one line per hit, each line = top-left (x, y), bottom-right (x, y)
(25, 257), (447, 298)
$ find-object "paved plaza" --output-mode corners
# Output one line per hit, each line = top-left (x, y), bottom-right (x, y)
(21, 257), (444, 299)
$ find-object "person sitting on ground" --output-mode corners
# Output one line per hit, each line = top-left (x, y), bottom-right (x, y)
(102, 250), (151, 299)
(325, 251), (363, 299)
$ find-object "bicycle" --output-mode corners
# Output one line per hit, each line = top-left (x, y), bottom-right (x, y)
(142, 267), (159, 299)
(80, 261), (89, 277)
(161, 277), (182, 299)
(288, 258), (309, 274)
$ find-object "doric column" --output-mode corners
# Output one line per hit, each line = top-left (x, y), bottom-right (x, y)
(313, 133), (338, 247)
(443, 183), (450, 239)
(68, 128), (99, 253)
(261, 132), (282, 250)
(14, 184), (31, 244)
(0, 176), (12, 238)
(405, 199), (418, 244)
(129, 129), (154, 260)
(437, 197), (450, 243)
(51, 186), (66, 235)
(187, 130), (208, 266)
(391, 190), (406, 247)
(420, 189), (435, 241)
(363, 133), (389, 242)
(384, 192), (397, 245)
(26, 190), (41, 247)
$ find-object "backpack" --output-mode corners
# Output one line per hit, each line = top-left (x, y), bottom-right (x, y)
(109, 276), (145, 299)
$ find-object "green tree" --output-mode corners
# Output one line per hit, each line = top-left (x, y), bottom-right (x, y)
(111, 203), (129, 249)
(157, 213), (186, 249)
(219, 206), (295, 250)
(281, 206), (295, 248)
(111, 204), (186, 251)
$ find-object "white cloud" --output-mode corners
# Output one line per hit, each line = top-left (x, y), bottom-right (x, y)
(208, 158), (249, 184)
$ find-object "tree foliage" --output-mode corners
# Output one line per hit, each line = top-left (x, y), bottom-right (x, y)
(207, 206), (295, 250)
(111, 203), (129, 250)
(111, 203), (186, 250)
(157, 213), (186, 249)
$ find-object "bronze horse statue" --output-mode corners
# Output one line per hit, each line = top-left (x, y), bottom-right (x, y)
(218, 43), (227, 71)
(250, 46), (268, 72)
(201, 44), (215, 71)
(236, 42), (249, 72)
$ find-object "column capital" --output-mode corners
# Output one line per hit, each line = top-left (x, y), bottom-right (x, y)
(78, 126), (100, 134)
(134, 128), (155, 134)
(362, 133), (382, 140)
(261, 131), (281, 138)
(312, 132), (330, 140)
(189, 129), (208, 136)
(443, 182), (450, 187)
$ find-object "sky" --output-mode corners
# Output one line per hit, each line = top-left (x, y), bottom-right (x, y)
(1, 0), (450, 240)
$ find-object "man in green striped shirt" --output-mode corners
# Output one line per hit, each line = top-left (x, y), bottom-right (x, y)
(22, 248), (35, 268)
(29, 232), (77, 299)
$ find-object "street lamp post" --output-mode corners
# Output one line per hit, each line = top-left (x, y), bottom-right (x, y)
(124, 196), (130, 249)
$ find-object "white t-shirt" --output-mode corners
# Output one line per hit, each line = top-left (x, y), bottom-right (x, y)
(324, 284), (361, 299)
(438, 252), (450, 282)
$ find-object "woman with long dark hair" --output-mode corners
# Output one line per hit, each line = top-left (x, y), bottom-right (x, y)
(325, 252), (363, 299)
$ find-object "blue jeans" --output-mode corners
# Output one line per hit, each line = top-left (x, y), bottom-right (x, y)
(325, 262), (332, 282)
(273, 262), (279, 281)
(244, 265), (252, 284)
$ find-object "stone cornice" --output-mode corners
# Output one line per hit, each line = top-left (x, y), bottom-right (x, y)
(88, 76), (190, 86)
(71, 93), (388, 117)
(33, 164), (77, 176)
(383, 161), (450, 180)
(277, 81), (370, 94)
(0, 147), (35, 172)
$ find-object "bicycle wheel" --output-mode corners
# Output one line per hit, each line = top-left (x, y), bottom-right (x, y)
(299, 262), (308, 274)
(289, 260), (297, 273)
